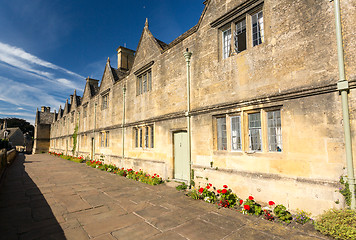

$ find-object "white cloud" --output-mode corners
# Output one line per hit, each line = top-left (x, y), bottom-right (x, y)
(57, 78), (80, 90)
(0, 76), (62, 108)
(0, 41), (84, 82)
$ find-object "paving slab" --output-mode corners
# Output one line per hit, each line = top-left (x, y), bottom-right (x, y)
(0, 153), (331, 240)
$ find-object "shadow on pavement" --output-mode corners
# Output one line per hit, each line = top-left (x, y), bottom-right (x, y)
(0, 153), (65, 240)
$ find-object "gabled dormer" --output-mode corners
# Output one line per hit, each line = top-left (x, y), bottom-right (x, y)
(131, 19), (166, 72)
(82, 77), (99, 104)
(53, 109), (57, 122)
(72, 89), (81, 109)
(58, 106), (63, 119)
(98, 58), (116, 94)
(64, 99), (71, 114)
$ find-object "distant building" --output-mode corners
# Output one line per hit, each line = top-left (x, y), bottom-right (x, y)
(35, 0), (356, 215)
(0, 127), (24, 148)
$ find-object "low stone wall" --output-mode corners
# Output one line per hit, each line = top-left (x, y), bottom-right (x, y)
(0, 149), (6, 170)
(7, 149), (17, 165)
(0, 149), (17, 171)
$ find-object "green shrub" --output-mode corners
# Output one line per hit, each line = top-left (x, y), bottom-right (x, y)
(274, 204), (292, 223)
(176, 182), (187, 191)
(314, 209), (356, 240)
(293, 209), (312, 225)
(242, 196), (262, 215)
(217, 186), (237, 208)
(187, 188), (202, 200)
(339, 176), (352, 207)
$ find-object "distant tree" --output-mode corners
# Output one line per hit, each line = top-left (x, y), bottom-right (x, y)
(0, 118), (34, 138)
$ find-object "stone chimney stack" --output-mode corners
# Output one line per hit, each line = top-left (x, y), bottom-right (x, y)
(41, 106), (45, 112)
(117, 46), (135, 71)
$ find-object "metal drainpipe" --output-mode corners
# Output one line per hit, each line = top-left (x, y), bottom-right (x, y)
(93, 102), (97, 160)
(332, 0), (356, 209)
(122, 85), (126, 159)
(183, 49), (192, 187)
(77, 112), (80, 156)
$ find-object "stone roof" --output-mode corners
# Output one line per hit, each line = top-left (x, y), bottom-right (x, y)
(75, 96), (81, 107)
(0, 127), (22, 139)
(89, 83), (99, 97)
(155, 38), (168, 50)
(111, 67), (128, 82)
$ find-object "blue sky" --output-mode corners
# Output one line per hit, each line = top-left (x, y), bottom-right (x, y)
(0, 0), (205, 124)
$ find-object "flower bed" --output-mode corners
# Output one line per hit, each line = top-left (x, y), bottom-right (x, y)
(49, 152), (163, 186)
(49, 151), (85, 163)
(182, 183), (311, 225)
(86, 160), (163, 185)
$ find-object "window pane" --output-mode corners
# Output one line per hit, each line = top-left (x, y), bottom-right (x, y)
(143, 74), (147, 93)
(105, 132), (109, 147)
(145, 126), (149, 148)
(135, 128), (138, 147)
(138, 76), (142, 94)
(235, 19), (246, 53)
(217, 117), (227, 150)
(222, 29), (231, 59)
(150, 125), (154, 148)
(231, 116), (241, 151)
(139, 128), (142, 148)
(268, 110), (282, 152)
(252, 11), (264, 46)
(148, 71), (152, 91)
(248, 113), (262, 151)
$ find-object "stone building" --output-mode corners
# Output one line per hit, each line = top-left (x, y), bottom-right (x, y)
(35, 0), (356, 214)
(0, 127), (24, 148)
(33, 107), (54, 154)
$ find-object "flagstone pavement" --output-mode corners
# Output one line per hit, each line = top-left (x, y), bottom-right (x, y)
(0, 153), (331, 240)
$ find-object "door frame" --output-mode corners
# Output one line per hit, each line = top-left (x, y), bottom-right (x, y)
(173, 130), (189, 182)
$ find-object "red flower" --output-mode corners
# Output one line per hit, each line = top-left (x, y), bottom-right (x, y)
(135, 172), (138, 174)
(217, 189), (221, 194)
(152, 176), (155, 178)
(239, 199), (243, 205)
(221, 189), (227, 194)
(244, 205), (250, 211)
(157, 175), (159, 177)
(209, 183), (212, 186)
(199, 188), (204, 193)
(268, 201), (275, 206)
(206, 186), (210, 189)
(248, 196), (254, 200)
(223, 185), (228, 188)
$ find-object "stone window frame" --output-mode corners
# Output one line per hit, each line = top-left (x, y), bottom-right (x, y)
(101, 93), (109, 110)
(266, 109), (282, 152)
(134, 124), (154, 149)
(82, 103), (88, 118)
(135, 61), (154, 96)
(100, 131), (109, 148)
(136, 70), (152, 96)
(213, 106), (282, 153)
(247, 111), (262, 152)
(211, 0), (264, 59)
(101, 88), (110, 111)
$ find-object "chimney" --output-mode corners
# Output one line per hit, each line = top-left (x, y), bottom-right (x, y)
(70, 95), (74, 104)
(45, 107), (51, 112)
(41, 106), (45, 112)
(117, 46), (135, 71)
